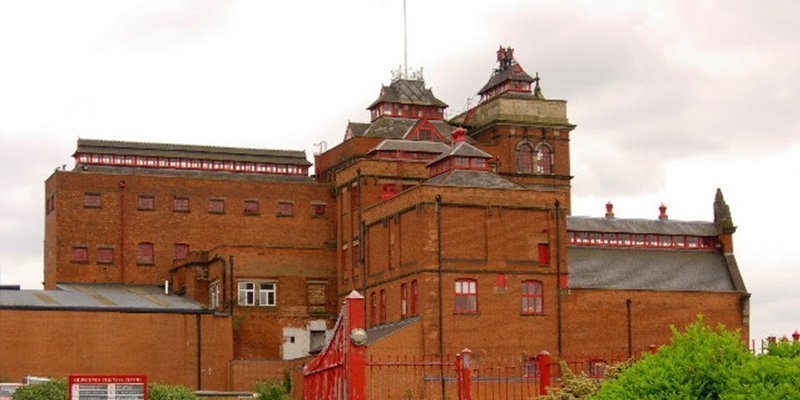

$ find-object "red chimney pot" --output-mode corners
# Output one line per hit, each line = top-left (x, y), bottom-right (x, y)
(793, 330), (799, 342)
(451, 128), (466, 144)
(605, 202), (615, 219)
(658, 203), (668, 221)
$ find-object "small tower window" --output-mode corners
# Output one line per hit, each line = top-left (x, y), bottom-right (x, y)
(535, 144), (553, 174)
(516, 143), (534, 173)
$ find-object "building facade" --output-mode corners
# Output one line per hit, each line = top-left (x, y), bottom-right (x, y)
(0, 47), (748, 392)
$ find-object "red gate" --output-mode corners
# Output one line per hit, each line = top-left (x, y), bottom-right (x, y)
(303, 291), (366, 400)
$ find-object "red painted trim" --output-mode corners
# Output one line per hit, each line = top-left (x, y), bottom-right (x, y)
(74, 153), (309, 176)
(567, 231), (718, 250)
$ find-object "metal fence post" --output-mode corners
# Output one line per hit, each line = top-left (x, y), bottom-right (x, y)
(537, 350), (552, 396)
(461, 348), (472, 400)
(345, 291), (366, 400)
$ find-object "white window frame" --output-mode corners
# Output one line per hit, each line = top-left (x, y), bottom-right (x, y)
(238, 282), (255, 306)
(210, 281), (221, 309)
(259, 282), (276, 307)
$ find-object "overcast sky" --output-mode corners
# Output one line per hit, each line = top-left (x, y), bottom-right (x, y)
(1, 0), (798, 343)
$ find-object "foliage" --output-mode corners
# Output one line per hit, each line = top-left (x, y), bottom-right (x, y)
(11, 379), (67, 400)
(254, 380), (291, 400)
(764, 339), (800, 359)
(540, 361), (601, 400)
(592, 316), (800, 400)
(148, 382), (197, 400)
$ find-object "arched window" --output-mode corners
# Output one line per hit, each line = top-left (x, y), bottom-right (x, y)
(521, 280), (543, 314)
(535, 143), (553, 174)
(516, 142), (534, 173)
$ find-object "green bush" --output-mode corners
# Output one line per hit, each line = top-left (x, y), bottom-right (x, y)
(254, 380), (291, 400)
(592, 317), (800, 400)
(12, 379), (67, 400)
(147, 382), (197, 400)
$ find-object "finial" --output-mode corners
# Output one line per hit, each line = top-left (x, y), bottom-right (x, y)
(714, 188), (736, 234)
(658, 203), (668, 221)
(605, 202), (615, 219)
(533, 72), (544, 99)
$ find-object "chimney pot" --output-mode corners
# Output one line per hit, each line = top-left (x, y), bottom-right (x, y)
(605, 202), (615, 219)
(658, 203), (668, 221)
(793, 330), (799, 342)
(451, 127), (466, 144)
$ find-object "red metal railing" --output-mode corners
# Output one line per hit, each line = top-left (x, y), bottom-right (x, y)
(303, 291), (366, 400)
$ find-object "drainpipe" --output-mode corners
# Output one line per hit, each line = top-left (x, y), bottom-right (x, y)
(118, 180), (127, 284)
(435, 194), (446, 400)
(626, 299), (633, 358)
(357, 169), (366, 317)
(229, 256), (235, 316)
(196, 314), (202, 390)
(555, 200), (562, 355)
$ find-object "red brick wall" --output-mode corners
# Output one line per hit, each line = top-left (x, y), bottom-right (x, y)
(0, 310), (232, 390)
(229, 358), (309, 392)
(45, 171), (333, 288)
(562, 289), (748, 357)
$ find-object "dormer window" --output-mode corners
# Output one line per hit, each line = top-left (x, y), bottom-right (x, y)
(384, 103), (392, 115)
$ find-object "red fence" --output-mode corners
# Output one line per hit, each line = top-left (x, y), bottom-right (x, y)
(303, 292), (655, 400)
(303, 291), (366, 400)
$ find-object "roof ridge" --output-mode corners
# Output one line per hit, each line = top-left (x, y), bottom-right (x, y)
(77, 138), (307, 157)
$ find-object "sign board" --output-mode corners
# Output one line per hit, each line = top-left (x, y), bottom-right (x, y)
(69, 375), (147, 400)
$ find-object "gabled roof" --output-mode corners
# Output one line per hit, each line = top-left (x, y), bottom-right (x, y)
(346, 122), (371, 138)
(361, 117), (418, 139)
(76, 139), (311, 166)
(0, 284), (208, 313)
(369, 139), (450, 154)
(425, 169), (521, 189)
(567, 247), (739, 292)
(428, 141), (493, 165)
(367, 79), (448, 109)
(478, 63), (535, 95)
(567, 216), (718, 236)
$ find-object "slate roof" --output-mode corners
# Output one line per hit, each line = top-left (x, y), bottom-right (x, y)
(346, 122), (371, 138)
(567, 247), (738, 292)
(0, 283), (208, 313)
(366, 315), (421, 345)
(75, 165), (316, 183)
(429, 120), (458, 141)
(425, 169), (521, 189)
(369, 140), (450, 154)
(362, 117), (418, 139)
(367, 79), (448, 109)
(76, 139), (311, 166)
(429, 141), (493, 165)
(567, 216), (718, 236)
(478, 63), (536, 95)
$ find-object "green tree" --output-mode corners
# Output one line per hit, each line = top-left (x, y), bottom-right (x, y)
(254, 380), (291, 400)
(592, 317), (800, 400)
(11, 379), (67, 400)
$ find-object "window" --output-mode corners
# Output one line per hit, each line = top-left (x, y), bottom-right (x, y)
(455, 279), (478, 313)
(538, 243), (550, 265)
(535, 144), (553, 174)
(524, 357), (539, 379)
(350, 185), (359, 209)
(173, 197), (189, 212)
(244, 200), (260, 215)
(381, 184), (397, 200)
(370, 292), (377, 326)
(379, 289), (386, 323)
(400, 283), (408, 318)
(259, 282), (276, 306)
(137, 195), (154, 210)
(516, 143), (534, 173)
(238, 282), (255, 306)
(208, 198), (224, 214)
(97, 248), (114, 264)
(278, 202), (294, 216)
(455, 157), (469, 167)
(174, 243), (189, 260)
(410, 280), (418, 315)
(417, 129), (433, 141)
(308, 282), (327, 313)
(210, 281), (221, 308)
(84, 193), (101, 208)
(585, 360), (606, 379)
(137, 242), (154, 265)
(522, 280), (543, 314)
(312, 203), (326, 217)
(71, 246), (88, 262)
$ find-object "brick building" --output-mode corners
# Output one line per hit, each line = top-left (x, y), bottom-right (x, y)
(0, 47), (748, 391)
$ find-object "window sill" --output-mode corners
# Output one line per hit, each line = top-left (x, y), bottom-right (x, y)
(244, 212), (261, 216)
(137, 208), (155, 212)
(173, 209), (190, 213)
(208, 211), (225, 215)
(521, 313), (546, 317)
(276, 214), (294, 218)
(84, 206), (101, 209)
(137, 263), (155, 267)
(70, 261), (89, 264)
(311, 215), (326, 219)
(97, 262), (114, 265)
(453, 312), (480, 316)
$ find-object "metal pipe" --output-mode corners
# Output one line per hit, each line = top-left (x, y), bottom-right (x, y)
(627, 298), (633, 358)
(196, 313), (202, 390)
(436, 194), (446, 400)
(555, 200), (563, 355)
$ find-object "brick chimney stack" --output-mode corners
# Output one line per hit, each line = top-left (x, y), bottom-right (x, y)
(605, 202), (614, 219)
(658, 203), (668, 221)
(451, 127), (466, 144)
